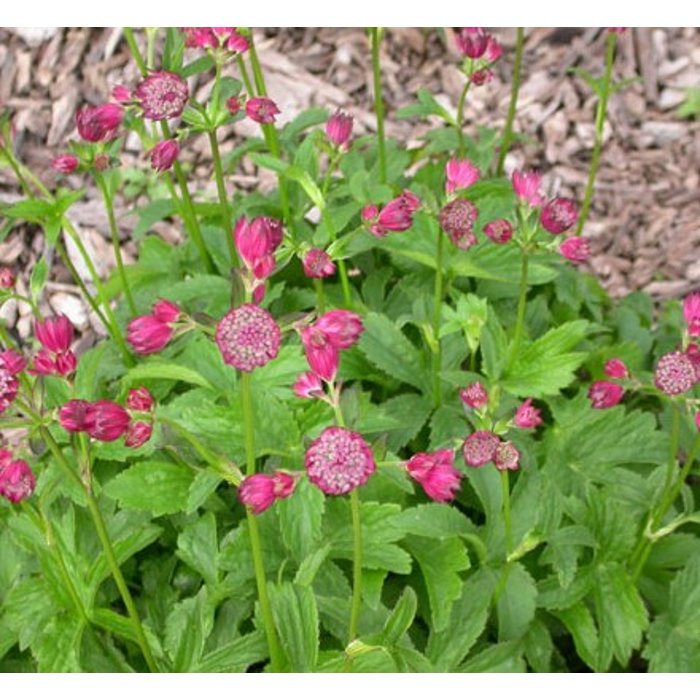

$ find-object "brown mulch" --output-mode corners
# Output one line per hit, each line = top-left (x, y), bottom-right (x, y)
(1, 27), (699, 341)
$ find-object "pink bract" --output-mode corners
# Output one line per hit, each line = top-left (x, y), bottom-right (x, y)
(511, 170), (544, 207)
(559, 237), (590, 264)
(588, 380), (624, 409)
(135, 71), (189, 121)
(459, 382), (488, 410)
(406, 449), (461, 502)
(59, 399), (91, 433)
(483, 219), (513, 244)
(35, 315), (74, 354)
(76, 103), (124, 142)
(293, 371), (325, 400)
(0, 459), (35, 504)
(604, 358), (629, 379)
(683, 292), (700, 337)
(246, 97), (280, 124)
(84, 401), (131, 442)
(445, 158), (480, 194)
(462, 431), (500, 467)
(124, 421), (153, 449)
(239, 472), (296, 514)
(303, 248), (336, 279)
(514, 398), (543, 429)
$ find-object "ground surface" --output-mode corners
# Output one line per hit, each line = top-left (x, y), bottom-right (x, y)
(1, 27), (699, 345)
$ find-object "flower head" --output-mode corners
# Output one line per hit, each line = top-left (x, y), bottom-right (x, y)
(471, 69), (493, 86)
(588, 380), (624, 409)
(84, 400), (131, 442)
(0, 366), (19, 415)
(604, 358), (629, 379)
(314, 310), (364, 350)
(124, 421), (153, 449)
(462, 430), (500, 467)
(364, 192), (421, 237)
(0, 349), (26, 376)
(76, 104), (124, 142)
(559, 237), (590, 264)
(439, 198), (479, 250)
(150, 139), (179, 172)
(540, 198), (579, 235)
(0, 458), (35, 504)
(59, 399), (91, 432)
(127, 316), (175, 355)
(455, 28), (489, 59)
(512, 170), (544, 207)
(216, 304), (281, 373)
(305, 427), (375, 496)
(246, 97), (280, 124)
(326, 110), (353, 148)
(303, 248), (336, 279)
(406, 449), (461, 502)
(35, 315), (73, 354)
(654, 351), (696, 396)
(445, 158), (480, 194)
(234, 216), (283, 278)
(494, 441), (520, 471)
(514, 398), (542, 429)
(300, 327), (339, 382)
(483, 219), (513, 244)
(459, 382), (488, 410)
(683, 292), (700, 337)
(239, 472), (296, 514)
(293, 371), (325, 400)
(135, 71), (189, 121)
(127, 387), (155, 412)
(52, 154), (80, 174)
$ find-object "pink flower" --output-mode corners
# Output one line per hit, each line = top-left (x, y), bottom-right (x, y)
(246, 97), (280, 125)
(76, 104), (124, 142)
(462, 431), (500, 467)
(152, 299), (181, 323)
(483, 219), (513, 244)
(127, 316), (174, 355)
(406, 449), (461, 502)
(0, 367), (19, 415)
(654, 351), (696, 396)
(111, 85), (132, 103)
(326, 110), (353, 148)
(361, 204), (379, 222)
(54, 351), (77, 377)
(181, 28), (219, 50)
(150, 139), (179, 172)
(445, 158), (481, 194)
(35, 315), (74, 353)
(494, 441), (520, 471)
(485, 36), (503, 63)
(226, 31), (249, 54)
(559, 237), (590, 264)
(399, 190), (422, 214)
(134, 71), (189, 121)
(234, 216), (283, 278)
(293, 371), (325, 400)
(0, 458), (35, 504)
(59, 399), (91, 433)
(588, 380), (624, 409)
(455, 28), (489, 59)
(239, 472), (296, 514)
(305, 427), (375, 495)
(0, 349), (26, 375)
(471, 69), (493, 86)
(683, 292), (700, 337)
(514, 398), (542, 429)
(301, 332), (339, 382)
(216, 304), (281, 373)
(315, 310), (364, 350)
(459, 382), (488, 410)
(604, 358), (629, 379)
(227, 96), (242, 116)
(540, 198), (579, 235)
(439, 199), (479, 250)
(511, 170), (544, 207)
(303, 248), (336, 279)
(52, 154), (80, 174)
(30, 349), (57, 376)
(127, 387), (155, 412)
(0, 268), (14, 290)
(84, 400), (131, 442)
(124, 421), (153, 449)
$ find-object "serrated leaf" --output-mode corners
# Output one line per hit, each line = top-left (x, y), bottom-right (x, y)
(555, 602), (600, 671)
(104, 460), (193, 516)
(277, 479), (325, 563)
(123, 361), (214, 390)
(269, 582), (319, 672)
(164, 589), (212, 672)
(460, 640), (526, 673)
(392, 503), (474, 540)
(359, 312), (428, 392)
(35, 616), (84, 672)
(193, 630), (268, 672)
(381, 587), (418, 646)
(497, 562), (538, 641)
(177, 513), (219, 587)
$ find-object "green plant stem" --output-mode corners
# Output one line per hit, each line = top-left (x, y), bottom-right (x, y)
(456, 77), (472, 158)
(39, 427), (158, 672)
(432, 230), (444, 408)
(576, 31), (617, 236)
(208, 129), (238, 267)
(630, 407), (688, 581)
(321, 209), (352, 308)
(496, 27), (525, 176)
(501, 469), (513, 555)
(348, 489), (363, 644)
(236, 54), (255, 98)
(506, 249), (529, 371)
(313, 279), (326, 314)
(370, 28), (387, 184)
(94, 172), (137, 316)
(123, 28), (148, 76)
(240, 372), (284, 672)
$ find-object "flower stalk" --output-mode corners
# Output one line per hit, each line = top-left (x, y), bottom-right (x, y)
(496, 27), (525, 176)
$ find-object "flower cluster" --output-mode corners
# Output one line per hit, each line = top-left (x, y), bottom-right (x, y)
(463, 431), (520, 471)
(238, 472), (297, 513)
(0, 349), (24, 415)
(216, 304), (281, 373)
(181, 27), (249, 54)
(31, 315), (77, 377)
(362, 190), (421, 238)
(234, 215), (284, 301)
(0, 448), (35, 504)
(454, 27), (502, 85)
(127, 300), (182, 355)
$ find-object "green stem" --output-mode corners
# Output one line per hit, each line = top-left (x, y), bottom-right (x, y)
(456, 77), (472, 158)
(496, 27), (525, 176)
(240, 372), (284, 672)
(370, 28), (387, 184)
(236, 54), (255, 98)
(506, 249), (529, 371)
(432, 230), (444, 408)
(39, 427), (158, 671)
(348, 489), (363, 644)
(123, 28), (148, 76)
(321, 209), (352, 308)
(501, 469), (513, 555)
(94, 171), (137, 316)
(208, 130), (238, 267)
(576, 31), (617, 236)
(313, 279), (326, 314)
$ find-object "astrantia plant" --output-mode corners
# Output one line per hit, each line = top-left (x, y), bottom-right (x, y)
(0, 26), (698, 674)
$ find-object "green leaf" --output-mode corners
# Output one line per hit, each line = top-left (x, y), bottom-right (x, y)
(164, 589), (212, 672)
(269, 582), (319, 672)
(277, 479), (325, 563)
(286, 165), (324, 211)
(193, 630), (268, 672)
(502, 320), (589, 397)
(104, 460), (194, 516)
(392, 503), (474, 540)
(132, 199), (177, 239)
(497, 562), (538, 641)
(35, 616), (84, 672)
(186, 469), (222, 513)
(460, 641), (526, 673)
(644, 553), (700, 672)
(555, 602), (600, 671)
(381, 587), (418, 646)
(359, 312), (428, 392)
(123, 361), (214, 390)
(177, 513), (219, 586)
(404, 536), (469, 632)
(30, 257), (48, 302)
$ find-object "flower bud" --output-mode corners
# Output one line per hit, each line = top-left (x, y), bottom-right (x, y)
(325, 110), (353, 148)
(483, 219), (513, 244)
(540, 197), (579, 234)
(303, 248), (336, 279)
(406, 449), (461, 502)
(52, 154), (80, 174)
(246, 97), (280, 124)
(84, 401), (131, 442)
(0, 458), (35, 504)
(514, 398), (542, 429)
(127, 386), (155, 412)
(588, 380), (624, 409)
(459, 382), (488, 409)
(511, 170), (544, 207)
(604, 358), (628, 379)
(124, 421), (153, 449)
(559, 237), (590, 264)
(76, 103), (124, 142)
(150, 139), (179, 173)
